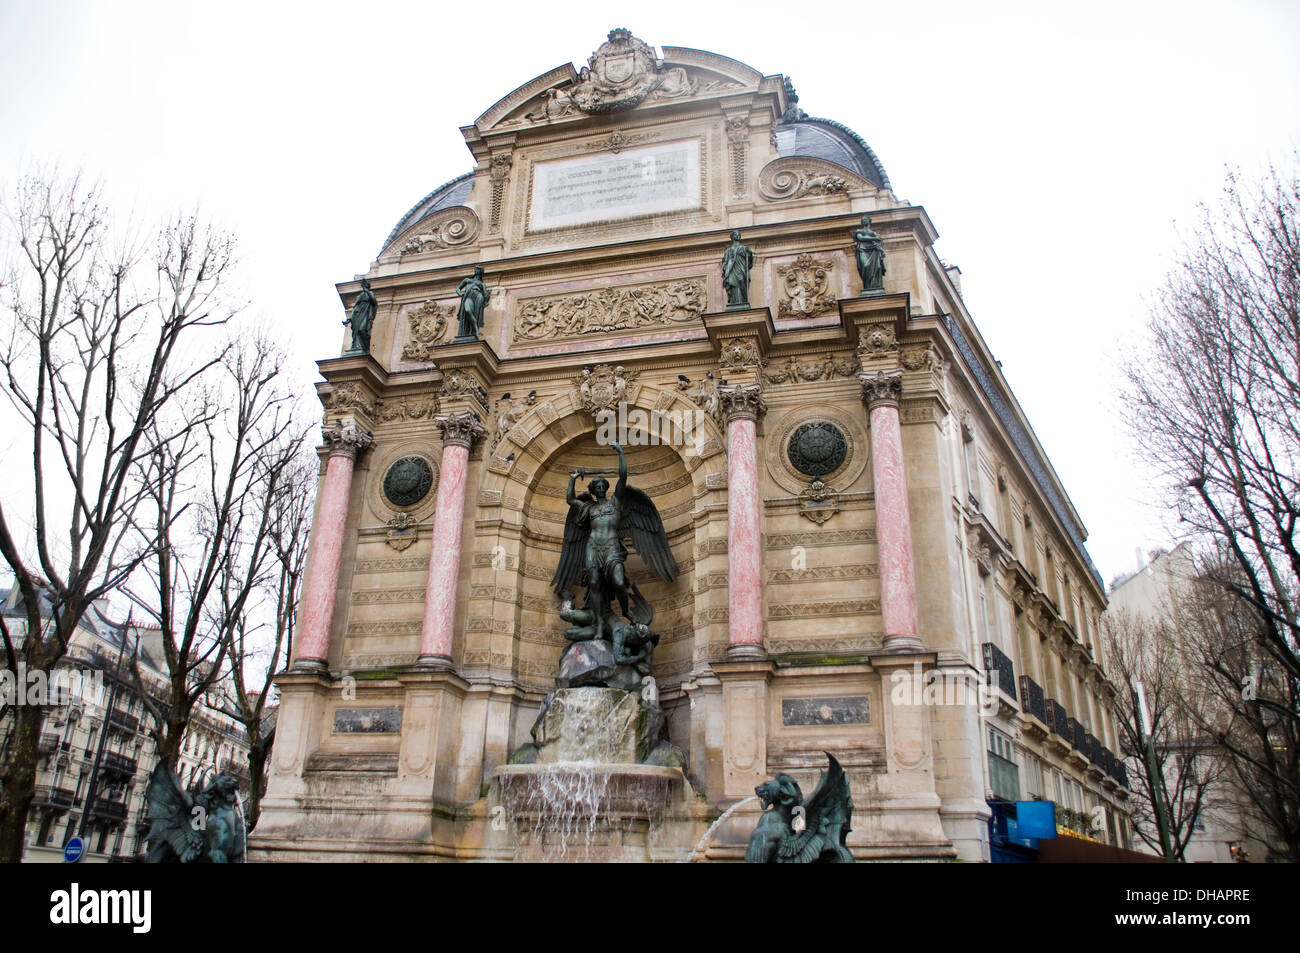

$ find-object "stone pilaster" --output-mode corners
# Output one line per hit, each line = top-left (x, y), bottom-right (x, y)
(417, 411), (487, 667)
(292, 422), (373, 671)
(719, 382), (767, 659)
(862, 370), (922, 652)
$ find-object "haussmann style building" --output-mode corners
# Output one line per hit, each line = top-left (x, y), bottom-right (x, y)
(252, 30), (1130, 862)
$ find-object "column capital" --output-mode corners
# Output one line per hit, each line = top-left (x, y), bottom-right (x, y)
(436, 409), (487, 449)
(718, 381), (766, 423)
(860, 369), (903, 410)
(320, 420), (374, 459)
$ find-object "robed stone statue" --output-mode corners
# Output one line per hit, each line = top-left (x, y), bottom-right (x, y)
(722, 230), (755, 309)
(343, 278), (377, 354)
(853, 215), (886, 295)
(455, 265), (489, 340)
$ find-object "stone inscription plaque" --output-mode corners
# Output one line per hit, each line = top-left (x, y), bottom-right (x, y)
(333, 707), (403, 734)
(781, 695), (870, 726)
(530, 139), (701, 231)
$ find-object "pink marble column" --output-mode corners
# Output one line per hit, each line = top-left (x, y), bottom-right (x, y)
(863, 371), (922, 651)
(293, 423), (373, 671)
(417, 411), (485, 667)
(720, 383), (767, 659)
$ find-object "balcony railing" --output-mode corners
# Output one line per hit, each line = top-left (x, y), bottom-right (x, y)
(107, 709), (139, 733)
(1115, 761), (1129, 788)
(1047, 700), (1069, 739)
(1070, 719), (1087, 753)
(1019, 676), (1047, 723)
(1088, 735), (1104, 767)
(89, 798), (128, 821)
(34, 784), (75, 808)
(982, 643), (1017, 701)
(101, 751), (138, 778)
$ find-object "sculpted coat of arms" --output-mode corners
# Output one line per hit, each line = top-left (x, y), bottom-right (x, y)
(575, 364), (637, 415)
(568, 29), (694, 113)
(778, 254), (838, 318)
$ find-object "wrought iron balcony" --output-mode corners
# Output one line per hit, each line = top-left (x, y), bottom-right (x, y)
(1116, 761), (1130, 788)
(101, 751), (137, 778)
(1103, 748), (1116, 778)
(90, 798), (128, 821)
(982, 643), (1017, 701)
(1088, 735), (1104, 766)
(34, 784), (75, 808)
(1019, 676), (1047, 723)
(1047, 699), (1069, 739)
(1070, 719), (1087, 753)
(107, 708), (139, 733)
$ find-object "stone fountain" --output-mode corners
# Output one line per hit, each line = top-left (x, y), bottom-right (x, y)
(490, 443), (701, 861)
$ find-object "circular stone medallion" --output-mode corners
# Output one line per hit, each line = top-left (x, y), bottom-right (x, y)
(787, 422), (848, 478)
(383, 456), (434, 508)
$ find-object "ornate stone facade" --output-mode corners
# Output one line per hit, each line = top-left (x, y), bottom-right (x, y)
(256, 30), (1128, 865)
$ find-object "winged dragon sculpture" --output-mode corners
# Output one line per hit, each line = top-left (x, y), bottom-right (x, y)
(745, 752), (855, 863)
(143, 761), (246, 863)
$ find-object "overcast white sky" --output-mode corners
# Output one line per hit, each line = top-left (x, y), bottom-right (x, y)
(3, 0), (1299, 589)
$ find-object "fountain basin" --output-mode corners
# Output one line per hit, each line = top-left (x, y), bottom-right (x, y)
(492, 763), (686, 862)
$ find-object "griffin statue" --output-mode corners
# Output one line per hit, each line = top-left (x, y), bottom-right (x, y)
(550, 441), (677, 671)
(745, 752), (855, 863)
(144, 761), (246, 863)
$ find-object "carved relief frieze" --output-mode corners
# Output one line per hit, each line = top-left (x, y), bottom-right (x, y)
(776, 254), (837, 318)
(858, 325), (899, 360)
(491, 390), (537, 450)
(718, 338), (765, 372)
(324, 382), (378, 421)
(513, 278), (706, 343)
(439, 370), (489, 413)
(377, 393), (438, 423)
(763, 353), (859, 384)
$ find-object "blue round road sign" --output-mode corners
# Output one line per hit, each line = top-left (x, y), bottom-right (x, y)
(63, 836), (84, 863)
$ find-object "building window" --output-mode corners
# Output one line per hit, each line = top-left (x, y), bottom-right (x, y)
(987, 728), (1020, 801)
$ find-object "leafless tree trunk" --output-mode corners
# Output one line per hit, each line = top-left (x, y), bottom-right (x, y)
(0, 172), (237, 862)
(1123, 159), (1300, 859)
(217, 442), (314, 831)
(1102, 609), (1221, 860)
(128, 335), (311, 772)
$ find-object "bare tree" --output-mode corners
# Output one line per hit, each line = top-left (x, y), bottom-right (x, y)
(1123, 159), (1300, 859)
(219, 444), (315, 830)
(1102, 608), (1221, 860)
(0, 172), (236, 862)
(127, 335), (311, 771)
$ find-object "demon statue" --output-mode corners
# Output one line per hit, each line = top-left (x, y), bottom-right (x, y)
(143, 761), (246, 863)
(745, 752), (855, 863)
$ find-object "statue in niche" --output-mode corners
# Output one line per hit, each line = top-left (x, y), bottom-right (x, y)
(745, 752), (855, 863)
(852, 215), (886, 295)
(342, 278), (377, 354)
(455, 265), (489, 340)
(722, 229), (755, 309)
(551, 442), (677, 648)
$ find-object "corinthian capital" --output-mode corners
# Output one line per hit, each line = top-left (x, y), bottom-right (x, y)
(321, 420), (375, 458)
(717, 381), (766, 423)
(860, 369), (903, 409)
(436, 410), (487, 449)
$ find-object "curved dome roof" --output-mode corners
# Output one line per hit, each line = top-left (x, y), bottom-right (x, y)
(381, 172), (475, 252)
(773, 116), (892, 191)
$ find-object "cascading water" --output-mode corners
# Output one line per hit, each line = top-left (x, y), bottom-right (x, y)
(683, 795), (759, 862)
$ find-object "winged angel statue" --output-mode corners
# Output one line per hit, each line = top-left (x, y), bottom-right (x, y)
(143, 761), (246, 863)
(745, 752), (855, 863)
(550, 442), (677, 673)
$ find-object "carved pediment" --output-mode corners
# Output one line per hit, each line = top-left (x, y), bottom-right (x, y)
(381, 206), (481, 260)
(758, 156), (872, 201)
